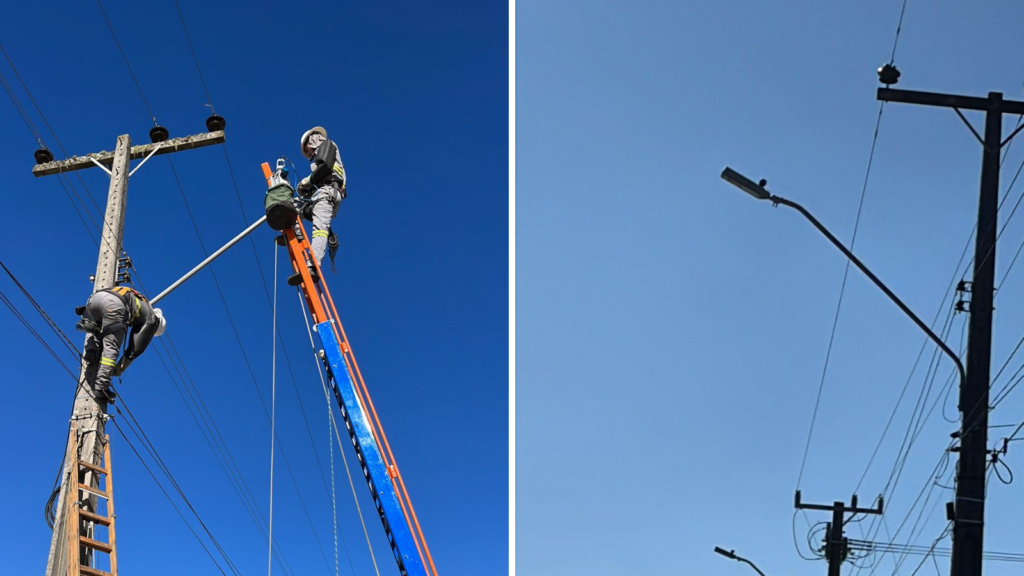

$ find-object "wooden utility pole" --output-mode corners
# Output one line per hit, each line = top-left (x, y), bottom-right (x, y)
(878, 86), (1024, 576)
(795, 491), (883, 576)
(33, 129), (224, 576)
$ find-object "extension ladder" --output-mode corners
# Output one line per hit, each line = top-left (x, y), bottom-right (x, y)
(66, 423), (119, 576)
(261, 161), (438, 576)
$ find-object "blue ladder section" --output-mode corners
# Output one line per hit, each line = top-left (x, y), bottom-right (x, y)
(316, 321), (427, 576)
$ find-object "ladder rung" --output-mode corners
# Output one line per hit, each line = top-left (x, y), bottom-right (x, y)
(79, 485), (109, 499)
(80, 566), (113, 576)
(79, 536), (113, 554)
(77, 460), (108, 476)
(79, 509), (112, 527)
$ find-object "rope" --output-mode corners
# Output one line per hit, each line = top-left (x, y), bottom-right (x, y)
(329, 381), (339, 576)
(298, 291), (379, 576)
(268, 244), (279, 576)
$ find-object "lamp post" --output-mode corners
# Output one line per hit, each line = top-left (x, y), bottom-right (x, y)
(719, 166), (966, 388)
(714, 546), (768, 576)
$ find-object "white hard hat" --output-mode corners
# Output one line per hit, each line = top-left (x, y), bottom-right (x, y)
(300, 126), (328, 158)
(154, 307), (167, 337)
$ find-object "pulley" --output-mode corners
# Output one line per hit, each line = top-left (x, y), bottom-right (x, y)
(149, 125), (170, 143)
(878, 63), (901, 86)
(34, 147), (54, 165)
(206, 114), (226, 132)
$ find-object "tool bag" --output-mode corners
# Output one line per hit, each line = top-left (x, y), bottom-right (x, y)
(265, 184), (298, 230)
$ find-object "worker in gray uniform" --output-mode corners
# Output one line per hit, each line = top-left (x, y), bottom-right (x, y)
(297, 126), (346, 275)
(76, 286), (166, 403)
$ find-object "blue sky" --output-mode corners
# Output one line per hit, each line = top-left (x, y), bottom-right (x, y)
(0, 1), (506, 575)
(518, 1), (1024, 574)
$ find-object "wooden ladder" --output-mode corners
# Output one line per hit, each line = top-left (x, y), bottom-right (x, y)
(66, 424), (118, 576)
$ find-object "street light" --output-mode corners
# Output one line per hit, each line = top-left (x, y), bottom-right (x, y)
(714, 546), (768, 576)
(718, 166), (966, 388)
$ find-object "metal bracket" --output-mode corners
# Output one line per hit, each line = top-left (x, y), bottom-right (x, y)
(953, 108), (986, 148)
(88, 156), (113, 176)
(128, 142), (163, 178)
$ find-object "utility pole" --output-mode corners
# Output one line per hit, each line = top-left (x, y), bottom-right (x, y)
(878, 83), (1024, 576)
(32, 127), (224, 576)
(795, 491), (883, 576)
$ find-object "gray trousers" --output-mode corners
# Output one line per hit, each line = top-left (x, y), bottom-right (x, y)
(82, 291), (127, 393)
(310, 184), (342, 265)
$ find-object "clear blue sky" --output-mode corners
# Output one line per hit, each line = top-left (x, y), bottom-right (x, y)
(1, 1), (506, 575)
(518, 1), (1024, 574)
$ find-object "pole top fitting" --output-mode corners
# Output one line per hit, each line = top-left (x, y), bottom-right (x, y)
(878, 63), (900, 86)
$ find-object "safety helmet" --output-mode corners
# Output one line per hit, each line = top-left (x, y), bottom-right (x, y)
(154, 308), (167, 337)
(300, 126), (328, 159)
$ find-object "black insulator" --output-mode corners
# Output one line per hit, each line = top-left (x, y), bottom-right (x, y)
(150, 125), (170, 143)
(878, 63), (901, 86)
(34, 148), (54, 165)
(206, 114), (226, 132)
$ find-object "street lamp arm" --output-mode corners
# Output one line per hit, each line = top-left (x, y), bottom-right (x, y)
(737, 557), (768, 576)
(714, 547), (768, 576)
(770, 194), (967, 388)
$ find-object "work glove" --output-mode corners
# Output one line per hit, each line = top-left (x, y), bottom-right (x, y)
(297, 176), (313, 194)
(301, 202), (315, 222)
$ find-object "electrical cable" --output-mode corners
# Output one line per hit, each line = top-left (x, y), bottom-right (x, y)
(93, 0), (157, 125)
(796, 100), (883, 488)
(0, 268), (242, 575)
(0, 41), (106, 219)
(114, 397), (243, 575)
(171, 0), (215, 112)
(798, 0), (916, 493)
(110, 415), (234, 576)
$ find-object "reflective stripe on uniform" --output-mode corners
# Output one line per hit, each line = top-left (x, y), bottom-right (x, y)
(100, 357), (117, 367)
(313, 230), (329, 237)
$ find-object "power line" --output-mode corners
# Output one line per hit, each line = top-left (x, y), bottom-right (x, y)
(0, 65), (101, 239)
(171, 0), (215, 112)
(796, 0), (911, 490)
(850, 113), (1024, 567)
(1, 41), (107, 219)
(0, 262), (244, 575)
(109, 415), (235, 576)
(114, 397), (243, 575)
(152, 341), (301, 576)
(90, 8), (349, 571)
(93, 0), (157, 125)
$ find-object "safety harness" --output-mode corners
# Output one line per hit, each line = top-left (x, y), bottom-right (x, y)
(298, 188), (342, 273)
(75, 286), (145, 336)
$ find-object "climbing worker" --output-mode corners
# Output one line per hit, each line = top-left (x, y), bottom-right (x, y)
(297, 126), (346, 274)
(75, 286), (166, 403)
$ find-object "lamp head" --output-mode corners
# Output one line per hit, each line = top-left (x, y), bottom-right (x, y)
(714, 547), (738, 560)
(721, 167), (771, 200)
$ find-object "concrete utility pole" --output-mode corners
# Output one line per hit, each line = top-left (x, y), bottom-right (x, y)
(33, 129), (224, 576)
(878, 86), (1024, 576)
(795, 492), (883, 576)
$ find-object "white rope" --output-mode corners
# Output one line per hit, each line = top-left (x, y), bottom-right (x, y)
(267, 244), (279, 576)
(329, 384), (338, 576)
(297, 292), (381, 576)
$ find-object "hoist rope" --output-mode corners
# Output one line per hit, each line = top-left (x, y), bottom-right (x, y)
(329, 381), (339, 576)
(267, 244), (279, 576)
(297, 292), (381, 576)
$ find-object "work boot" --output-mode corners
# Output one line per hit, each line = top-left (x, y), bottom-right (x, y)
(286, 265), (319, 287)
(94, 388), (116, 405)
